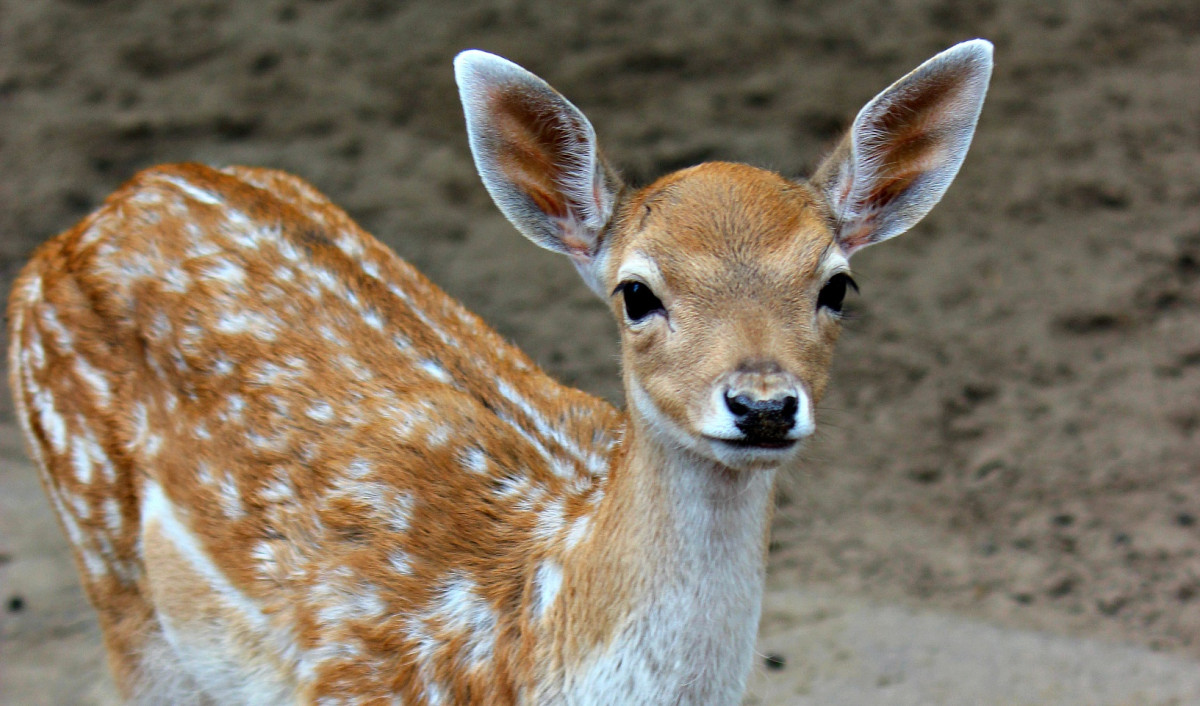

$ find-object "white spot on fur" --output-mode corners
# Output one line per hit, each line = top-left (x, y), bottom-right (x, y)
(337, 354), (373, 382)
(459, 447), (489, 474)
(426, 423), (453, 448)
(390, 402), (431, 439)
(565, 514), (591, 550)
(492, 475), (529, 499)
(259, 472), (295, 503)
(534, 499), (565, 541)
(227, 395), (245, 421)
(33, 389), (67, 453)
(23, 326), (46, 371)
(196, 461), (215, 486)
(163, 264), (192, 293)
(389, 549), (413, 575)
(420, 574), (498, 670)
(418, 359), (451, 383)
(274, 237), (301, 263)
(214, 310), (279, 341)
(306, 401), (335, 423)
(386, 492), (415, 534)
(314, 572), (386, 626)
(335, 233), (364, 259)
(145, 433), (163, 457)
(346, 458), (373, 479)
(495, 379), (588, 469)
(362, 308), (384, 330)
(202, 258), (246, 286)
(39, 305), (75, 352)
(387, 283), (456, 347)
(70, 435), (94, 484)
(159, 175), (224, 205)
(218, 475), (243, 518)
(103, 498), (123, 533)
(74, 357), (112, 406)
(532, 561), (563, 620)
(68, 491), (90, 519)
(251, 361), (305, 386)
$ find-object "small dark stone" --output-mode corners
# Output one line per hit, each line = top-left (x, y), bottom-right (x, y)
(763, 653), (786, 671)
(1055, 311), (1127, 335)
(1176, 512), (1196, 528)
(1097, 594), (1128, 616)
(250, 52), (281, 75)
(907, 467), (942, 484)
(1046, 576), (1076, 598)
(7, 595), (25, 613)
(1051, 513), (1075, 527)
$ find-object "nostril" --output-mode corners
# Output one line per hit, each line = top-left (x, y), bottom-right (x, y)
(725, 393), (752, 417)
(725, 392), (797, 418)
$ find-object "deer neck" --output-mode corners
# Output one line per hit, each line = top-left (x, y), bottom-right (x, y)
(544, 415), (777, 702)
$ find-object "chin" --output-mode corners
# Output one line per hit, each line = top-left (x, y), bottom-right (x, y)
(703, 437), (805, 472)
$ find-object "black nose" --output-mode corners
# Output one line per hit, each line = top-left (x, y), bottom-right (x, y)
(725, 392), (798, 439)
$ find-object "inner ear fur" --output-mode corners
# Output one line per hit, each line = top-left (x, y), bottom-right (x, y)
(455, 50), (623, 274)
(812, 39), (993, 255)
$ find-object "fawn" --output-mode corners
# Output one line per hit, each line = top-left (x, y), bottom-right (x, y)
(9, 41), (991, 704)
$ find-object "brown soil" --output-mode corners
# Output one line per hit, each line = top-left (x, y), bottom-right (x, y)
(2, 0), (1199, 702)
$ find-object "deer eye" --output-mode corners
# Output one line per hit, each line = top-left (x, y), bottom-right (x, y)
(619, 281), (665, 322)
(817, 273), (857, 314)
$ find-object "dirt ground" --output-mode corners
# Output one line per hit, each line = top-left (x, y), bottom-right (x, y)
(1, 0), (1199, 703)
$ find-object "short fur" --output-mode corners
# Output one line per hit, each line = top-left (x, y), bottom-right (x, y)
(9, 41), (991, 704)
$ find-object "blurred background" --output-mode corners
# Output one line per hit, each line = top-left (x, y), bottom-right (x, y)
(1, 0), (1198, 703)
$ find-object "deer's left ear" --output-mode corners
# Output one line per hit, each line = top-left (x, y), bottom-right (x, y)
(455, 50), (623, 296)
(812, 40), (993, 256)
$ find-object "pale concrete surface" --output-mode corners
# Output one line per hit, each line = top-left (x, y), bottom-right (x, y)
(748, 587), (1200, 705)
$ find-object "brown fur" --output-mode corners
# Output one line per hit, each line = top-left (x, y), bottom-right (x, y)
(10, 161), (841, 702)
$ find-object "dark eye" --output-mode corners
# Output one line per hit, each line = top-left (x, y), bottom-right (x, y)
(817, 273), (857, 314)
(620, 281), (665, 322)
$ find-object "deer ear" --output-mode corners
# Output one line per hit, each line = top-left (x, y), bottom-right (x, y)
(455, 50), (623, 296)
(812, 39), (993, 256)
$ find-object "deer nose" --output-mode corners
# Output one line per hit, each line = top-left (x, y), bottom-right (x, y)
(724, 391), (798, 439)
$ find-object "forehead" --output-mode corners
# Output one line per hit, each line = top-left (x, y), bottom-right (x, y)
(618, 162), (836, 288)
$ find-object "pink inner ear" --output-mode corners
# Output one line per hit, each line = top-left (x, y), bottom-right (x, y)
(838, 219), (877, 255)
(559, 231), (591, 256)
(486, 85), (588, 225)
(837, 74), (972, 252)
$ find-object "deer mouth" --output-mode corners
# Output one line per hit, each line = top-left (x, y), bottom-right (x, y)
(706, 436), (797, 451)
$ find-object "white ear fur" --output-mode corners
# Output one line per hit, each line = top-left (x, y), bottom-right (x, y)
(454, 50), (622, 296)
(814, 39), (993, 255)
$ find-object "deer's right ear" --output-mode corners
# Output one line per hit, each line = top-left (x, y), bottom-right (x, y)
(455, 50), (623, 296)
(812, 40), (993, 257)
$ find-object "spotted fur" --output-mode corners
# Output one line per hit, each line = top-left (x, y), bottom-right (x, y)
(9, 41), (991, 705)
